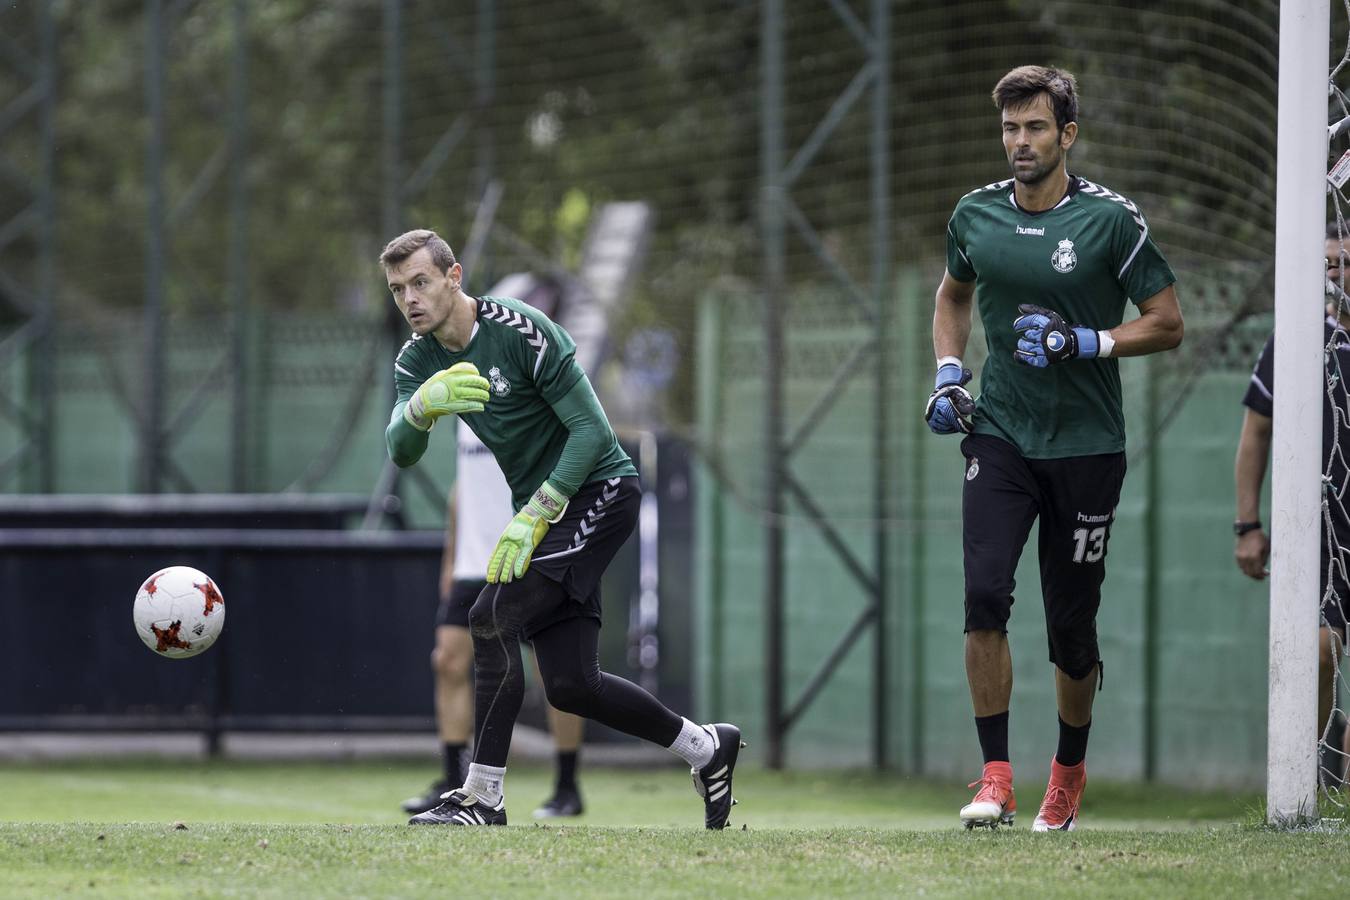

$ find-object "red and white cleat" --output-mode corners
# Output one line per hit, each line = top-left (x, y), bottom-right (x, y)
(1033, 758), (1086, 832)
(960, 760), (1016, 830)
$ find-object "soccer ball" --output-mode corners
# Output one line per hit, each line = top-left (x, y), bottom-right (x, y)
(132, 565), (226, 659)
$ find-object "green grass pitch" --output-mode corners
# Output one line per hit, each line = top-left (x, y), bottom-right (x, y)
(1, 758), (1348, 898)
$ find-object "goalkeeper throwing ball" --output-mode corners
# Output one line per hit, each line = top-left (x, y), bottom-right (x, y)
(382, 229), (742, 830)
(927, 66), (1183, 832)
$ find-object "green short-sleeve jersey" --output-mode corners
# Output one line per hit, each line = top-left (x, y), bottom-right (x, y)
(393, 295), (637, 509)
(945, 176), (1176, 458)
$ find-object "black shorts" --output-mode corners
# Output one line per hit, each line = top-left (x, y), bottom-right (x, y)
(435, 578), (488, 629)
(519, 475), (640, 640)
(960, 432), (1127, 678)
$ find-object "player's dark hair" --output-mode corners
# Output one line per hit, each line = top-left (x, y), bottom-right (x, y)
(1329, 222), (1346, 241)
(379, 229), (457, 273)
(993, 66), (1079, 132)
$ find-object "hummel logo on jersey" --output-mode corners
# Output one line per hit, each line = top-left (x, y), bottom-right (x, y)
(487, 366), (511, 398)
(1016, 225), (1045, 236)
(1051, 238), (1077, 273)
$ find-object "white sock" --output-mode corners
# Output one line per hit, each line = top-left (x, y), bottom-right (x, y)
(667, 718), (715, 769)
(463, 762), (506, 806)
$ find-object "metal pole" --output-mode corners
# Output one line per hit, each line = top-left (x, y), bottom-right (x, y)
(228, 0), (250, 492)
(466, 0), (495, 291)
(760, 0), (786, 769)
(1267, 0), (1327, 826)
(375, 0), (404, 522)
(1143, 353), (1161, 779)
(906, 269), (926, 774)
(474, 0), (495, 226)
(382, 0), (403, 243)
(141, 0), (167, 494)
(869, 0), (890, 770)
(696, 295), (726, 717)
(32, 0), (57, 492)
(206, 548), (228, 757)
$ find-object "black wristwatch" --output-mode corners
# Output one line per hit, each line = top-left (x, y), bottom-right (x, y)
(1234, 520), (1263, 537)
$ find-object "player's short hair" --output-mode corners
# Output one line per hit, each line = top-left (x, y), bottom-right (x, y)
(379, 229), (457, 273)
(992, 66), (1079, 132)
(1329, 222), (1347, 241)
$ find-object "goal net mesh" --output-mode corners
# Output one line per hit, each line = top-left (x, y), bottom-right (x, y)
(1321, 0), (1350, 806)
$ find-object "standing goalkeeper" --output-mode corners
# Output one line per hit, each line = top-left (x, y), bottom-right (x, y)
(382, 229), (742, 829)
(926, 66), (1183, 831)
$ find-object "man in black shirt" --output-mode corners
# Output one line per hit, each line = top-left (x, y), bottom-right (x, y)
(1234, 223), (1350, 783)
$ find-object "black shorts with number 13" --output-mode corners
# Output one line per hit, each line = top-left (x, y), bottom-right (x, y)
(960, 432), (1127, 680)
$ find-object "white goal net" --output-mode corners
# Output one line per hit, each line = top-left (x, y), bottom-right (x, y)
(1320, 0), (1350, 810)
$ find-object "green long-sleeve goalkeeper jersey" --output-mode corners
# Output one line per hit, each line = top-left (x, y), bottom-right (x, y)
(392, 295), (636, 510)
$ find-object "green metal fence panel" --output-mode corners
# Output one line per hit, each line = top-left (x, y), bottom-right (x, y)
(54, 331), (142, 492)
(1151, 373), (1269, 788)
(0, 343), (30, 484)
(4, 311), (452, 525)
(257, 320), (393, 496)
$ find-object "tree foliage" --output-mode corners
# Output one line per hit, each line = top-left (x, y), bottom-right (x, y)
(0, 0), (1287, 330)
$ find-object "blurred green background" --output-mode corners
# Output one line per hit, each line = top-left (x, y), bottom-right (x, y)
(0, 0), (1320, 788)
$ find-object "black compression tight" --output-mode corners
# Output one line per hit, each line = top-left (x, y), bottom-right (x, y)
(467, 571), (684, 768)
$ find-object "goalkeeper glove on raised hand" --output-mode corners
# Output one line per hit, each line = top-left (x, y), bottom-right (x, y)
(1012, 304), (1103, 368)
(404, 362), (491, 431)
(486, 481), (570, 583)
(924, 359), (975, 435)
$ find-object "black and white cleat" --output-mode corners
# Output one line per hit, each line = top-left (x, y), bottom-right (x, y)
(692, 723), (746, 830)
(408, 788), (507, 826)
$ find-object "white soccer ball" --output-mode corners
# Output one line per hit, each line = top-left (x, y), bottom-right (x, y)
(132, 565), (226, 659)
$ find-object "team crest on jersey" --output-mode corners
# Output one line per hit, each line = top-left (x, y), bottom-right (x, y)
(488, 366), (511, 398)
(1051, 238), (1077, 274)
(966, 457), (980, 481)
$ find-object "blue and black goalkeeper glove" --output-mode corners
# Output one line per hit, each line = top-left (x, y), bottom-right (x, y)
(924, 360), (975, 435)
(1012, 304), (1100, 368)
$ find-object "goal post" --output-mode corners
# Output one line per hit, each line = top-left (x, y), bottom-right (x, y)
(1267, 0), (1330, 827)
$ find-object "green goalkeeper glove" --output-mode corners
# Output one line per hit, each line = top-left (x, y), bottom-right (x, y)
(404, 362), (491, 431)
(486, 482), (570, 584)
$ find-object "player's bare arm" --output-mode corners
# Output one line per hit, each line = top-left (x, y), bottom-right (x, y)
(933, 270), (976, 360)
(1233, 408), (1272, 580)
(1100, 285), (1184, 357)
